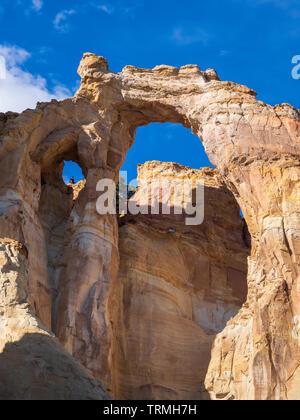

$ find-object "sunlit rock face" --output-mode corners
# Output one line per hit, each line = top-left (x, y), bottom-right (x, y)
(0, 53), (299, 400)
(112, 161), (249, 400)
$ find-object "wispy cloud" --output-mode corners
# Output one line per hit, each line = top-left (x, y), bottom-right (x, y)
(31, 0), (43, 11)
(53, 2), (136, 33)
(53, 9), (76, 33)
(0, 44), (30, 66)
(15, 0), (43, 14)
(52, 2), (136, 33)
(220, 49), (230, 57)
(91, 1), (136, 16)
(248, 0), (300, 17)
(171, 27), (211, 46)
(0, 44), (71, 113)
(96, 4), (115, 14)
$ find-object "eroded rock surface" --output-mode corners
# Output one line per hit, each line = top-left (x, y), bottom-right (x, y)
(0, 53), (299, 399)
(0, 238), (110, 400)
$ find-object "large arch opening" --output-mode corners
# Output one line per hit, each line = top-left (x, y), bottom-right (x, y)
(122, 123), (214, 181)
(113, 122), (250, 400)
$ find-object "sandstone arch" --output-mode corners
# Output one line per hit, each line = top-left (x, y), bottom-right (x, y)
(76, 53), (300, 399)
(0, 53), (299, 399)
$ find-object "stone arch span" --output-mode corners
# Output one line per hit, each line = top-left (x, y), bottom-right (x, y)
(0, 53), (299, 400)
(75, 54), (300, 400)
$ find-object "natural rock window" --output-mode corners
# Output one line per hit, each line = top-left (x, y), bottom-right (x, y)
(122, 122), (214, 182)
(114, 122), (249, 399)
(63, 160), (85, 186)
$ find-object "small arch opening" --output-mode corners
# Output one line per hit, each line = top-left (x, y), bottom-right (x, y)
(62, 160), (86, 185)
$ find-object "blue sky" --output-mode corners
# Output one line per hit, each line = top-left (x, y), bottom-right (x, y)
(0, 0), (299, 182)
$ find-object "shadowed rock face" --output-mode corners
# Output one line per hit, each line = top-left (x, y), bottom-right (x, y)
(0, 239), (110, 400)
(0, 53), (299, 400)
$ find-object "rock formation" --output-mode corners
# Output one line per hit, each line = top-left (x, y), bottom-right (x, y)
(0, 53), (299, 400)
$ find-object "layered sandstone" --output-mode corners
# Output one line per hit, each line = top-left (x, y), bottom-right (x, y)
(0, 53), (299, 400)
(112, 161), (249, 400)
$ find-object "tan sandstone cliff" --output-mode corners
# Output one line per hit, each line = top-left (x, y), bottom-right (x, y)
(0, 53), (299, 400)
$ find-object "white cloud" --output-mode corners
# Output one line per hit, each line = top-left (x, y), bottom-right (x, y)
(0, 44), (30, 66)
(31, 0), (43, 11)
(97, 4), (114, 14)
(171, 27), (211, 46)
(53, 9), (76, 32)
(0, 44), (71, 113)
